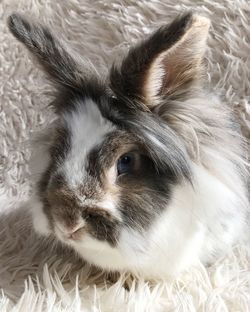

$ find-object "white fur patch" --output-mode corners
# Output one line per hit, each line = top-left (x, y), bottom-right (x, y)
(72, 234), (127, 270)
(29, 196), (51, 236)
(62, 98), (115, 188)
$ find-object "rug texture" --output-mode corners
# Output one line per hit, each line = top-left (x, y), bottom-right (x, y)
(1, 0), (250, 311)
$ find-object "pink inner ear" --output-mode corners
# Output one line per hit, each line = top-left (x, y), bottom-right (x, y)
(142, 15), (210, 106)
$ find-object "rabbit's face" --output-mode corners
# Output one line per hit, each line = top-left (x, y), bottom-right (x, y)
(35, 96), (182, 265)
(8, 13), (211, 273)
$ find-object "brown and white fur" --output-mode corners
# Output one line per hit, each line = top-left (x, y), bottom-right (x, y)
(8, 12), (250, 279)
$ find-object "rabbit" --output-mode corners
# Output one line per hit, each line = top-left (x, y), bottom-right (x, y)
(7, 12), (250, 279)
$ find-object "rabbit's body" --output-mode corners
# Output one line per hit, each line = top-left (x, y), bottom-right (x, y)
(30, 93), (248, 279)
(8, 13), (249, 279)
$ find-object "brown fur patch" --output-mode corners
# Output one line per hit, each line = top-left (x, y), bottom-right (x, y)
(82, 207), (121, 246)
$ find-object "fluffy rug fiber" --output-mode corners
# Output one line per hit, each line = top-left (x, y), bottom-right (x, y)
(1, 0), (250, 311)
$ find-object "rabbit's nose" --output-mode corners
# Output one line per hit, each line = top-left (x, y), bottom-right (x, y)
(56, 221), (85, 240)
(68, 223), (85, 239)
(69, 222), (85, 234)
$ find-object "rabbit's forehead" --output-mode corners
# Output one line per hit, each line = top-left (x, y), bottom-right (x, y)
(61, 98), (115, 188)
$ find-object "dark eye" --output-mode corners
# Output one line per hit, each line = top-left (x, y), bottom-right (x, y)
(117, 153), (135, 176)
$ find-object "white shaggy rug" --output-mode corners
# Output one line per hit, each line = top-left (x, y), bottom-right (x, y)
(1, 0), (250, 311)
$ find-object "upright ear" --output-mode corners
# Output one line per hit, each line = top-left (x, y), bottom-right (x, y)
(110, 13), (210, 107)
(8, 14), (90, 91)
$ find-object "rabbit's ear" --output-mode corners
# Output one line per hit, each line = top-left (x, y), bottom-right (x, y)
(8, 14), (88, 91)
(110, 13), (210, 107)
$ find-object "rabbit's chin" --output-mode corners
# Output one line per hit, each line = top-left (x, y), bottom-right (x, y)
(30, 163), (247, 279)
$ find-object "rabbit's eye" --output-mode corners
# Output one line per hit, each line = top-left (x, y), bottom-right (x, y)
(117, 153), (135, 176)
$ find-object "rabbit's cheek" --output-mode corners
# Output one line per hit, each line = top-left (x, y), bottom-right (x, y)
(30, 197), (52, 236)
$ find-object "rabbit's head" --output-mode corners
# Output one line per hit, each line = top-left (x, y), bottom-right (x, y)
(8, 13), (210, 273)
